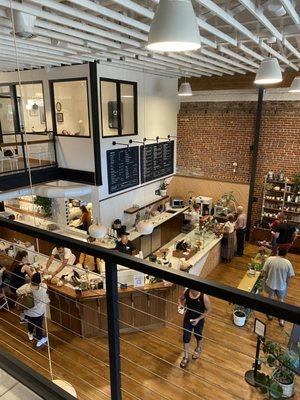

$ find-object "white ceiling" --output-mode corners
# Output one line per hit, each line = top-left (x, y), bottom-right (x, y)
(0, 0), (299, 78)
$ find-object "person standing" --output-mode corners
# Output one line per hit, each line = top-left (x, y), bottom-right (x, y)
(235, 206), (247, 256)
(275, 217), (297, 253)
(221, 214), (235, 263)
(80, 205), (92, 231)
(270, 213), (283, 255)
(78, 236), (105, 273)
(178, 289), (211, 368)
(45, 245), (76, 278)
(23, 272), (50, 348)
(115, 232), (137, 255)
(263, 247), (295, 327)
(10, 251), (33, 294)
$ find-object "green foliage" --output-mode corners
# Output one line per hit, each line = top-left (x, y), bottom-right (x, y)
(292, 173), (300, 195)
(34, 196), (52, 217)
(159, 179), (168, 190)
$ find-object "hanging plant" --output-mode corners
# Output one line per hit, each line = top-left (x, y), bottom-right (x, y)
(34, 196), (52, 217)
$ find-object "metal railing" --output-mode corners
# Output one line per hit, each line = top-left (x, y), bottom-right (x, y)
(0, 217), (299, 400)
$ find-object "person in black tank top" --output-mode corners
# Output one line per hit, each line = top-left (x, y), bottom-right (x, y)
(178, 289), (211, 368)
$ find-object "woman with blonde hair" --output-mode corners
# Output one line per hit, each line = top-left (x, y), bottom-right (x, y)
(221, 214), (235, 263)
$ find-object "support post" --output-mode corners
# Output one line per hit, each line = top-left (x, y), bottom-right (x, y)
(246, 86), (264, 241)
(244, 336), (261, 386)
(105, 261), (122, 400)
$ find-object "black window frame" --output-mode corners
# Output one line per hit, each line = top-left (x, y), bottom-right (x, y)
(49, 77), (91, 139)
(100, 78), (138, 138)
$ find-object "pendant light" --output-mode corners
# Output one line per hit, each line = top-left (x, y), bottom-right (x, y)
(254, 57), (282, 85)
(88, 222), (107, 239)
(147, 0), (200, 52)
(289, 77), (300, 93)
(178, 81), (192, 96)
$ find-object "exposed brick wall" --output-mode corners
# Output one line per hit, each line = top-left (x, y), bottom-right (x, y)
(177, 102), (256, 183)
(177, 100), (300, 225)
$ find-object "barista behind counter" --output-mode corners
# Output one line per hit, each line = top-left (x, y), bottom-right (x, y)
(115, 232), (137, 255)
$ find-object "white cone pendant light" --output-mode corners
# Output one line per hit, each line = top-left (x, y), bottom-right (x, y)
(88, 222), (107, 239)
(147, 0), (200, 52)
(289, 77), (300, 93)
(254, 58), (282, 85)
(136, 220), (154, 235)
(178, 82), (192, 96)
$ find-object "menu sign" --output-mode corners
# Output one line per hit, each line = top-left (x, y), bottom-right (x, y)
(107, 146), (139, 194)
(140, 140), (174, 183)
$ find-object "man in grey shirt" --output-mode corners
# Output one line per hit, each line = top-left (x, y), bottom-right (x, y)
(263, 247), (295, 327)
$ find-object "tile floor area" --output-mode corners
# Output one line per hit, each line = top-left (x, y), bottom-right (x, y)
(0, 369), (42, 400)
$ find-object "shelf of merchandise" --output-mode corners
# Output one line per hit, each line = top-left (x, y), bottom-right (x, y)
(261, 176), (300, 226)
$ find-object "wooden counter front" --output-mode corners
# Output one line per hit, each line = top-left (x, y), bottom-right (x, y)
(47, 282), (171, 338)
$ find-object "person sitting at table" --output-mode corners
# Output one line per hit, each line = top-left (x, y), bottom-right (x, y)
(115, 232), (136, 255)
(77, 236), (104, 273)
(45, 245), (76, 278)
(10, 250), (33, 294)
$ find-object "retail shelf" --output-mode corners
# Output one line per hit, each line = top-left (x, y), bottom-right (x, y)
(284, 210), (300, 215)
(284, 201), (300, 206)
(264, 198), (284, 202)
(5, 205), (46, 219)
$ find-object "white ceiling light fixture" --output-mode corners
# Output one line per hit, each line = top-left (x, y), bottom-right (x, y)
(178, 81), (192, 96)
(88, 221), (107, 239)
(147, 0), (201, 52)
(254, 57), (282, 85)
(289, 77), (300, 93)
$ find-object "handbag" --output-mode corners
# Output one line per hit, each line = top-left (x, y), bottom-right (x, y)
(16, 293), (34, 311)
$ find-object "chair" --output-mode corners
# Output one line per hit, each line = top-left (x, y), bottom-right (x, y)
(0, 149), (14, 173)
(0, 269), (9, 311)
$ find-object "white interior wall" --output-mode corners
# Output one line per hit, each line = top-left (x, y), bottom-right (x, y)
(0, 64), (95, 171)
(96, 63), (179, 227)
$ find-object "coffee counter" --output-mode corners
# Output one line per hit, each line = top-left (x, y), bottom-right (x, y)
(47, 281), (172, 338)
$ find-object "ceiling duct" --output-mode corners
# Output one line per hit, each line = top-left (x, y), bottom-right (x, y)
(266, 0), (287, 16)
(11, 10), (36, 38)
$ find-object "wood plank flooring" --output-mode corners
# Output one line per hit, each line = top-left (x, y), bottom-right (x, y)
(0, 243), (299, 400)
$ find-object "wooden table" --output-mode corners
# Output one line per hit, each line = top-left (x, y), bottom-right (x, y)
(237, 271), (261, 293)
(47, 281), (172, 338)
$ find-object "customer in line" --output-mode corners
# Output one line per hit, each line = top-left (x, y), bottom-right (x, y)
(78, 236), (105, 273)
(269, 213), (283, 255)
(45, 245), (76, 278)
(80, 205), (92, 231)
(22, 272), (50, 348)
(263, 247), (295, 327)
(10, 251), (33, 294)
(235, 206), (247, 256)
(178, 289), (211, 368)
(221, 214), (235, 263)
(275, 216), (297, 253)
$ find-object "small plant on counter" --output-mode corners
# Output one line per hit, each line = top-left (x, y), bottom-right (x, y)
(34, 196), (52, 217)
(255, 339), (299, 399)
(159, 179), (168, 196)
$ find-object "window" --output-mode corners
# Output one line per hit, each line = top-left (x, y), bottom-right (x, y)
(51, 79), (90, 137)
(16, 82), (46, 133)
(100, 79), (137, 137)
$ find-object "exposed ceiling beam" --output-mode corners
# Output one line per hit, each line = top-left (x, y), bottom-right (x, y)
(280, 0), (300, 26)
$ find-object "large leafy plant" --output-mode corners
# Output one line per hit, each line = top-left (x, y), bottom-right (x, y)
(34, 196), (52, 217)
(255, 339), (299, 399)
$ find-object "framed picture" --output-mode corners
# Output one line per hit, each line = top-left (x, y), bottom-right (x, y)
(56, 112), (64, 123)
(56, 101), (62, 112)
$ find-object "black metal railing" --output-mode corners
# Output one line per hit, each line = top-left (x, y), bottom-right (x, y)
(0, 217), (299, 400)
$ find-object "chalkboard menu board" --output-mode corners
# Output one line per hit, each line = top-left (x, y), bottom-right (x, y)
(140, 140), (174, 183)
(107, 146), (139, 194)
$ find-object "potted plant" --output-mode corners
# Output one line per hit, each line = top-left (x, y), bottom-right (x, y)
(159, 179), (168, 196)
(256, 339), (299, 399)
(292, 173), (300, 200)
(233, 305), (251, 327)
(34, 196), (52, 217)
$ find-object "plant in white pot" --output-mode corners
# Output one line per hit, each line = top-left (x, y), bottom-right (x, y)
(255, 339), (299, 399)
(233, 305), (251, 327)
(159, 179), (168, 197)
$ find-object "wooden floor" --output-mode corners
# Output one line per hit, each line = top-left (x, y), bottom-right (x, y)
(0, 243), (299, 400)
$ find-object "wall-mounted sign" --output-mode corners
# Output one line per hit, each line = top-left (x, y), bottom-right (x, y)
(140, 140), (174, 183)
(107, 146), (139, 194)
